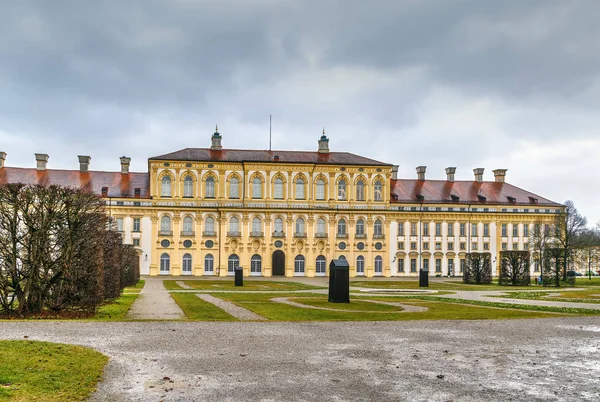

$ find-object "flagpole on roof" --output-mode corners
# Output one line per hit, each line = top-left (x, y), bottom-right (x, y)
(269, 114), (272, 151)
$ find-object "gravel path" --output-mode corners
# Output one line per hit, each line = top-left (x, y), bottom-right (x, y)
(271, 297), (428, 313)
(197, 294), (267, 321)
(126, 278), (184, 320)
(1, 318), (599, 401)
(175, 280), (192, 289)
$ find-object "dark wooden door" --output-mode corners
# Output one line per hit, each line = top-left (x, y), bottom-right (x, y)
(272, 250), (285, 276)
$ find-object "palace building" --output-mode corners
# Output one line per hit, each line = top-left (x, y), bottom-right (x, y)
(0, 129), (563, 278)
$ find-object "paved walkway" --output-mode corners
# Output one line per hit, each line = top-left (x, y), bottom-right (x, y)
(197, 294), (267, 321)
(127, 278), (185, 320)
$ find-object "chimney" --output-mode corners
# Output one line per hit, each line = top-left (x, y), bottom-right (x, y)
(473, 168), (485, 182)
(318, 128), (329, 154)
(416, 166), (426, 181)
(0, 152), (6, 168)
(211, 125), (222, 150)
(445, 167), (456, 182)
(78, 155), (91, 172)
(35, 153), (49, 171)
(391, 165), (399, 180)
(120, 156), (131, 174)
(493, 169), (507, 182)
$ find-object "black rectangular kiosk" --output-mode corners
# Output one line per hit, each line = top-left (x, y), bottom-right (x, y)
(328, 259), (350, 303)
(235, 267), (243, 286)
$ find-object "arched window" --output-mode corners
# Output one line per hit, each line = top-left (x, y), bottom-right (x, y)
(274, 178), (284, 199)
(356, 219), (365, 236)
(204, 254), (214, 273)
(375, 256), (383, 274)
(316, 255), (326, 275)
(161, 176), (171, 197)
(339, 255), (346, 260)
(356, 256), (365, 275)
(252, 217), (262, 235)
(374, 219), (383, 237)
(316, 179), (325, 200)
(317, 218), (326, 236)
(294, 255), (305, 274)
(183, 216), (194, 234)
(160, 216), (171, 233)
(205, 176), (215, 198)
(182, 253), (192, 273)
(205, 216), (215, 234)
(374, 180), (383, 201)
(252, 177), (262, 198)
(337, 219), (346, 236)
(228, 254), (239, 274)
(229, 216), (239, 235)
(160, 253), (170, 273)
(296, 177), (305, 199)
(229, 177), (239, 199)
(338, 179), (346, 200)
(183, 175), (194, 197)
(274, 217), (284, 235)
(295, 218), (305, 235)
(251, 254), (262, 274)
(356, 180), (365, 201)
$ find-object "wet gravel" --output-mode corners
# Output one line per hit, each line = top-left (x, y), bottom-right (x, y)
(1, 317), (599, 401)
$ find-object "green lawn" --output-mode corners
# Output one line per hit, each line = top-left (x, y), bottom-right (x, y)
(123, 280), (145, 293)
(92, 293), (139, 321)
(574, 278), (600, 287)
(497, 290), (600, 304)
(0, 340), (108, 401)
(164, 279), (325, 291)
(172, 292), (566, 321)
(350, 280), (503, 291)
(171, 293), (237, 321)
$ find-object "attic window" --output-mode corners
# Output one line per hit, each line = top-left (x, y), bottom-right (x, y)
(450, 194), (459, 202)
(507, 196), (516, 203)
(273, 155), (279, 161)
(416, 194), (425, 202)
(392, 194), (398, 200)
(477, 194), (487, 202)
(134, 188), (141, 198)
(528, 196), (538, 204)
(101, 187), (108, 197)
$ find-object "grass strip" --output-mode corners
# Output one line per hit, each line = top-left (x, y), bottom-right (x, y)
(171, 280), (325, 291)
(495, 291), (600, 304)
(171, 293), (237, 321)
(0, 340), (108, 402)
(92, 293), (139, 321)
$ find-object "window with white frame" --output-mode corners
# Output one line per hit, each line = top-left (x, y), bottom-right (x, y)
(316, 255), (326, 274)
(337, 219), (346, 235)
(483, 223), (490, 237)
(374, 180), (383, 201)
(356, 256), (365, 274)
(374, 219), (383, 237)
(133, 218), (141, 232)
(161, 176), (171, 197)
(523, 224), (529, 237)
(513, 224), (519, 237)
(356, 219), (365, 236)
(317, 218), (326, 236)
(397, 259), (404, 272)
(183, 216), (193, 234)
(398, 223), (405, 236)
(228, 254), (239, 273)
(274, 178), (284, 199)
(160, 216), (171, 233)
(338, 179), (346, 200)
(274, 217), (284, 234)
(251, 254), (262, 273)
(356, 180), (365, 201)
(316, 179), (325, 200)
(294, 255), (305, 273)
(295, 218), (305, 235)
(229, 177), (239, 199)
(296, 177), (305, 199)
(229, 217), (239, 234)
(116, 218), (123, 232)
(471, 223), (478, 237)
(182, 253), (192, 273)
(160, 253), (170, 273)
(205, 176), (215, 198)
(252, 177), (262, 198)
(183, 176), (193, 197)
(205, 217), (215, 234)
(252, 217), (261, 234)
(448, 223), (454, 236)
(435, 223), (441, 236)
(374, 256), (383, 274)
(204, 254), (214, 272)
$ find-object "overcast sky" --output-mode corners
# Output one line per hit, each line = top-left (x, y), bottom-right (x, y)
(1, 0), (599, 224)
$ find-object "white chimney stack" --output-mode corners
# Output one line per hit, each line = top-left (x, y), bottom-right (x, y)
(35, 153), (49, 171)
(416, 166), (427, 181)
(0, 152), (6, 168)
(120, 156), (131, 174)
(78, 155), (91, 172)
(473, 168), (485, 182)
(445, 167), (456, 182)
(493, 169), (507, 182)
(391, 165), (399, 180)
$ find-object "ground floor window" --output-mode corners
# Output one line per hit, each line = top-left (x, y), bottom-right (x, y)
(316, 256), (326, 275)
(448, 259), (454, 276)
(251, 254), (262, 274)
(534, 259), (540, 272)
(397, 258), (404, 273)
(204, 254), (214, 273)
(410, 258), (417, 272)
(374, 256), (383, 274)
(182, 253), (192, 273)
(423, 258), (429, 271)
(435, 258), (442, 273)
(294, 255), (305, 274)
(460, 258), (466, 273)
(356, 256), (365, 275)
(160, 253), (170, 273)
(228, 254), (239, 274)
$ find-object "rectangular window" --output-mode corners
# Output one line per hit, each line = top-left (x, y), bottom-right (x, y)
(448, 242), (454, 250)
(435, 242), (442, 250)
(460, 242), (466, 250)
(502, 243), (507, 250)
(133, 218), (141, 232)
(448, 223), (454, 237)
(410, 242), (417, 250)
(435, 259), (442, 272)
(483, 223), (489, 237)
(513, 224), (519, 237)
(423, 242), (429, 250)
(524, 243), (529, 250)
(460, 259), (466, 273)
(435, 223), (441, 236)
(448, 259), (454, 275)
(459, 223), (466, 236)
(523, 225), (529, 237)
(471, 223), (478, 237)
(411, 223), (417, 236)
(534, 260), (540, 272)
(398, 242), (404, 250)
(423, 258), (429, 271)
(502, 224), (507, 237)
(398, 259), (404, 273)
(410, 259), (417, 272)
(483, 243), (489, 250)
(398, 223), (405, 236)
(316, 181), (325, 200)
(472, 242), (478, 250)
(133, 238), (140, 246)
(296, 181), (305, 199)
(423, 223), (429, 236)
(116, 218), (124, 232)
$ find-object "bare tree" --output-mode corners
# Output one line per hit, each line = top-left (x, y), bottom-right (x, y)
(499, 251), (531, 286)
(529, 220), (555, 283)
(554, 200), (587, 280)
(463, 252), (492, 284)
(574, 228), (600, 280)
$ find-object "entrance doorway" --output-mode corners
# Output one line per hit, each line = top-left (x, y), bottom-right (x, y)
(272, 250), (285, 276)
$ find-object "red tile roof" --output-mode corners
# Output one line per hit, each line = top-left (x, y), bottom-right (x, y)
(0, 167), (150, 199)
(150, 148), (391, 166)
(391, 179), (562, 207)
